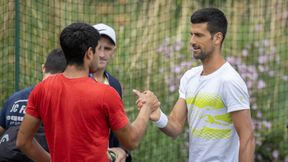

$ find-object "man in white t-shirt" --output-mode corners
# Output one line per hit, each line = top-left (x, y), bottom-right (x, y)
(136, 8), (255, 162)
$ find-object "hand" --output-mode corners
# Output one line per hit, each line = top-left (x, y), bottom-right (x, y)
(133, 89), (160, 112)
(133, 89), (144, 110)
(108, 147), (127, 162)
(150, 107), (161, 121)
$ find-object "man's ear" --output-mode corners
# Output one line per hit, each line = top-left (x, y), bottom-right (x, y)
(85, 47), (94, 61)
(213, 32), (223, 45)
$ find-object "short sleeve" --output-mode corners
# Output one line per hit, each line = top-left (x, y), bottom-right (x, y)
(179, 73), (188, 99)
(103, 87), (128, 131)
(222, 77), (250, 113)
(25, 84), (41, 119)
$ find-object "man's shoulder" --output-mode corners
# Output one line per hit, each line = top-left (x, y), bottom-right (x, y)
(95, 82), (117, 92)
(221, 62), (244, 82)
(105, 71), (120, 84)
(104, 71), (122, 97)
(182, 65), (203, 78)
(16, 86), (34, 95)
(6, 86), (34, 103)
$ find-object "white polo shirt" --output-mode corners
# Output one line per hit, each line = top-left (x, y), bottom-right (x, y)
(179, 62), (250, 162)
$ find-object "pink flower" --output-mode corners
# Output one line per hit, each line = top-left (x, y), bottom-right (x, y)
(258, 55), (269, 64)
(247, 80), (254, 89)
(252, 104), (257, 110)
(282, 75), (288, 81)
(285, 156), (288, 162)
(172, 66), (181, 73)
(258, 65), (269, 73)
(180, 61), (193, 68)
(257, 80), (266, 89)
(262, 120), (272, 129)
(173, 40), (183, 51)
(256, 111), (262, 118)
(272, 150), (279, 160)
(169, 84), (177, 92)
(262, 39), (270, 47)
(227, 57), (241, 65)
(241, 49), (248, 57)
(268, 71), (275, 77)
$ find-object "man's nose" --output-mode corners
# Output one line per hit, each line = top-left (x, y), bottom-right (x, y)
(190, 36), (196, 47)
(98, 48), (105, 57)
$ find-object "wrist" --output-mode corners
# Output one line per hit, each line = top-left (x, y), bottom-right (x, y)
(108, 149), (117, 162)
(153, 110), (168, 128)
(123, 148), (129, 157)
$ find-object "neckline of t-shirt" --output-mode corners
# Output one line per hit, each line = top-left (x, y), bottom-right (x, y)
(199, 62), (229, 80)
(60, 73), (90, 81)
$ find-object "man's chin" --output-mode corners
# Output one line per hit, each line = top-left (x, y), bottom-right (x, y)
(192, 52), (201, 59)
(89, 66), (103, 73)
(95, 66), (106, 72)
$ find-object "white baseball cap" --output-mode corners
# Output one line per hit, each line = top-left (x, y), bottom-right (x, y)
(93, 23), (116, 45)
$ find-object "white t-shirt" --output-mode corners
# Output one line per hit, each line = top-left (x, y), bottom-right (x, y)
(179, 62), (250, 162)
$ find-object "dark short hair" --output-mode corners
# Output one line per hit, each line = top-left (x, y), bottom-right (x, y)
(60, 22), (100, 66)
(191, 8), (227, 42)
(44, 48), (67, 74)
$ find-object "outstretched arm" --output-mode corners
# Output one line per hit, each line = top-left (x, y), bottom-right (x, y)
(113, 90), (159, 151)
(231, 109), (255, 162)
(113, 103), (152, 150)
(136, 91), (187, 138)
(16, 114), (50, 162)
(151, 98), (187, 138)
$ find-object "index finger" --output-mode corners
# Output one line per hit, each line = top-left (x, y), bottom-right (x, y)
(132, 89), (142, 98)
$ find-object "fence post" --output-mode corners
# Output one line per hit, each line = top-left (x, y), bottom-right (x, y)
(15, 0), (20, 91)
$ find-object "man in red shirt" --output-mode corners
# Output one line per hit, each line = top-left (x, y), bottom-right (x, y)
(16, 22), (159, 162)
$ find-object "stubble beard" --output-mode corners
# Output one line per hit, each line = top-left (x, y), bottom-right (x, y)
(193, 46), (214, 61)
(193, 50), (209, 61)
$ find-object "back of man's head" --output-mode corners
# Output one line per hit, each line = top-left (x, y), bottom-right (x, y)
(191, 8), (227, 42)
(59, 22), (100, 66)
(44, 48), (67, 74)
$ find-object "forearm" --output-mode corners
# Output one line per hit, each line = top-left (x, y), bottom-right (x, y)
(129, 105), (151, 147)
(18, 138), (50, 162)
(231, 110), (256, 162)
(160, 115), (184, 138)
(16, 114), (48, 161)
(239, 131), (255, 162)
(152, 99), (186, 138)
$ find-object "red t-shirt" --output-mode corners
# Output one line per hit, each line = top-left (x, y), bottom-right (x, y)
(26, 74), (129, 162)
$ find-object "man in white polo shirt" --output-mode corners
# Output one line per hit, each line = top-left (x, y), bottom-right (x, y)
(137, 8), (255, 162)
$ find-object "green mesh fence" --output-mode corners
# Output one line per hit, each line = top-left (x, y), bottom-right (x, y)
(0, 0), (288, 161)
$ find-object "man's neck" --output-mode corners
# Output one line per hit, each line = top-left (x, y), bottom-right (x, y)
(93, 69), (106, 83)
(63, 65), (89, 79)
(201, 51), (225, 75)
